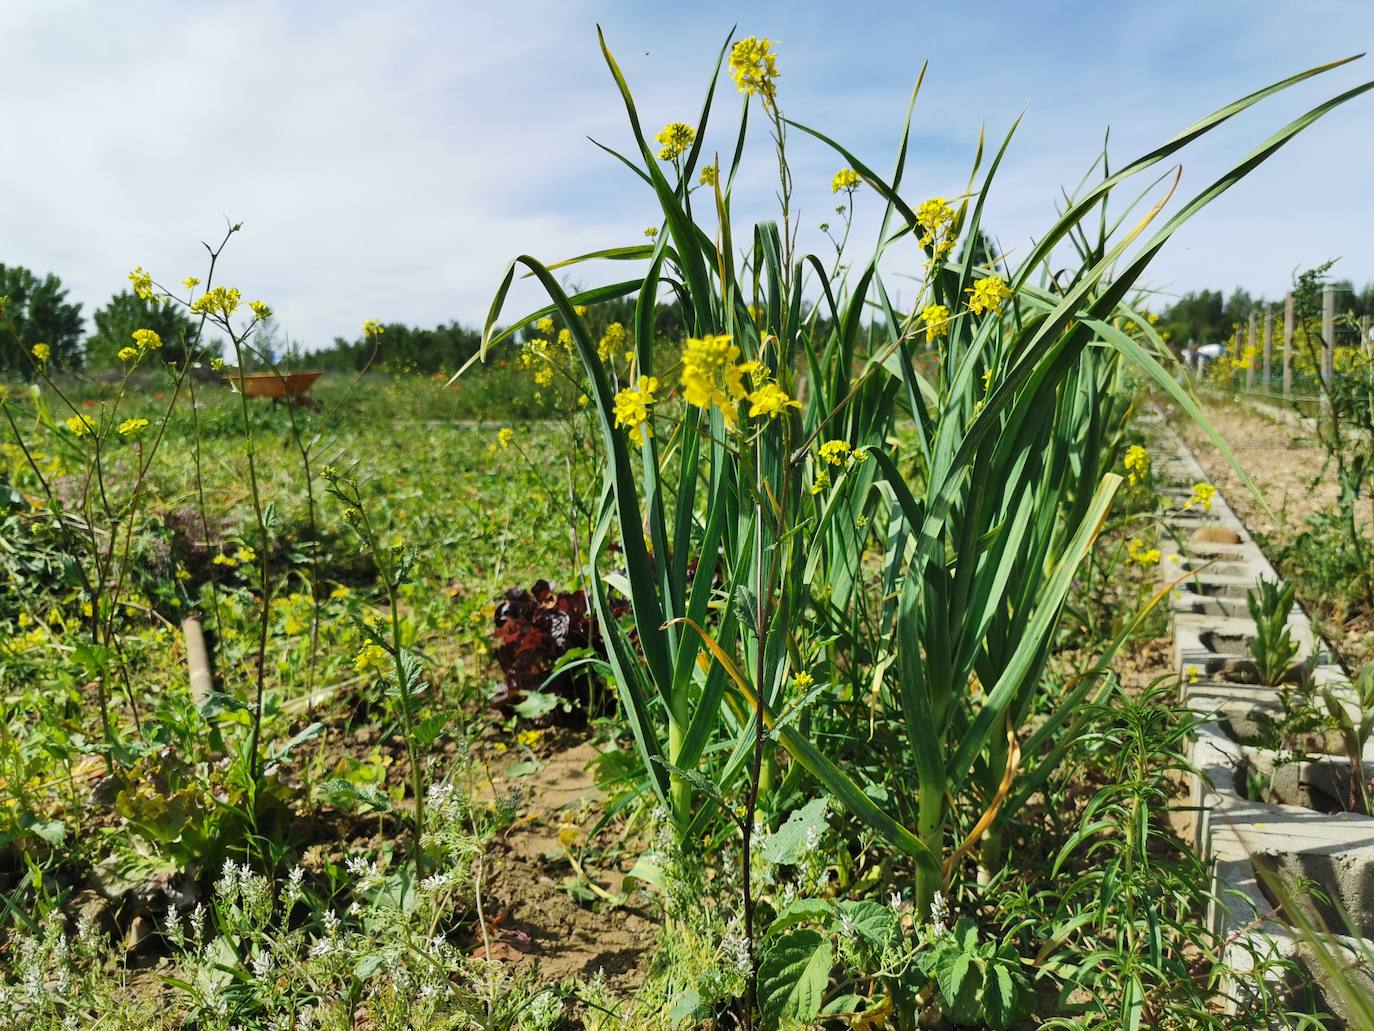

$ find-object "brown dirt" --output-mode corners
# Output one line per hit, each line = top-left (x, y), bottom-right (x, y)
(475, 736), (658, 989)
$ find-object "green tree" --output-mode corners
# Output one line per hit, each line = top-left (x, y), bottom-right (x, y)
(0, 264), (84, 375)
(87, 290), (199, 368)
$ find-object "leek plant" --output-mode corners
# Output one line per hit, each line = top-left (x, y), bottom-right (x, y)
(474, 28), (1371, 936)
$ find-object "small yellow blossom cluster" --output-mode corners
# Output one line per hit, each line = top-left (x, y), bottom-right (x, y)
(117, 417), (149, 437)
(119, 327), (163, 364)
(920, 304), (951, 344)
(656, 121), (696, 162)
(644, 226), (659, 239)
(729, 36), (779, 102)
(354, 642), (389, 677)
(249, 300), (272, 321)
(212, 545), (257, 569)
(682, 333), (746, 412)
(915, 197), (956, 264)
(1230, 344), (1257, 371)
(129, 266), (156, 302)
(966, 275), (1011, 316)
(363, 319), (384, 337)
(811, 439), (864, 493)
(1123, 444), (1150, 487)
(598, 322), (628, 362)
(31, 343), (51, 366)
(497, 427), (514, 449)
(819, 439), (851, 465)
(699, 163), (719, 187)
(831, 168), (862, 193)
(1187, 482), (1216, 512)
(791, 670), (815, 689)
(191, 286), (241, 319)
(1127, 538), (1161, 566)
(65, 414), (95, 437)
(613, 375), (658, 445)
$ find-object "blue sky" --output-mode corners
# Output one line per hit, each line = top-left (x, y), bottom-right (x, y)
(2, 1), (1372, 349)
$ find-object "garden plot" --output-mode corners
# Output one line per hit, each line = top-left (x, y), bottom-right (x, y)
(1147, 413), (1374, 1013)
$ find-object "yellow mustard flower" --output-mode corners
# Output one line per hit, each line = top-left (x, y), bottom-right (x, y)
(117, 346), (139, 363)
(644, 226), (659, 239)
(65, 415), (94, 437)
(831, 168), (862, 193)
(1188, 482), (1216, 512)
(915, 197), (954, 241)
(810, 469), (830, 494)
(234, 546), (256, 564)
(190, 286), (241, 319)
(129, 266), (155, 301)
(1123, 444), (1150, 486)
(819, 439), (851, 465)
(966, 275), (1011, 316)
(791, 670), (815, 689)
(699, 163), (719, 187)
(117, 417), (149, 437)
(573, 305), (589, 317)
(535, 316), (555, 335)
(747, 381), (800, 419)
(655, 121), (696, 161)
(363, 319), (384, 336)
(599, 322), (627, 362)
(533, 367), (554, 388)
(212, 553), (238, 568)
(729, 36), (779, 101)
(497, 427), (515, 449)
(1127, 538), (1162, 566)
(132, 328), (161, 351)
(557, 328), (573, 351)
(182, 275), (200, 290)
(354, 642), (389, 677)
(921, 304), (951, 344)
(31, 343), (51, 365)
(681, 334), (745, 413)
(613, 375), (658, 445)
(249, 300), (272, 320)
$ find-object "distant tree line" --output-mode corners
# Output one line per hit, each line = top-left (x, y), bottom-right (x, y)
(1158, 279), (1374, 348)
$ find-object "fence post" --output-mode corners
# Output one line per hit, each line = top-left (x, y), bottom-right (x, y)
(1246, 309), (1258, 391)
(1283, 292), (1294, 399)
(1262, 305), (1275, 393)
(1362, 314), (1372, 351)
(1322, 284), (1336, 385)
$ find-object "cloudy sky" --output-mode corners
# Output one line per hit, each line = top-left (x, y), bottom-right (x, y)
(3, 1), (1372, 349)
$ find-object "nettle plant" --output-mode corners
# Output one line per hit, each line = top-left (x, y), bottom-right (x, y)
(477, 29), (1368, 1024)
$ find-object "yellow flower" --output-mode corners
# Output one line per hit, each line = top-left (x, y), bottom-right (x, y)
(655, 121), (696, 162)
(966, 275), (1011, 316)
(573, 305), (588, 317)
(210, 356), (225, 371)
(354, 642), (389, 677)
(831, 168), (862, 193)
(31, 343), (51, 365)
(190, 286), (241, 319)
(747, 381), (800, 419)
(681, 334), (745, 414)
(132, 328), (161, 351)
(810, 469), (830, 494)
(212, 553), (238, 568)
(516, 728), (544, 748)
(1127, 538), (1161, 566)
(182, 275), (200, 290)
(64, 415), (94, 437)
(536, 316), (555, 335)
(920, 304), (951, 343)
(915, 198), (954, 239)
(699, 164), (719, 187)
(644, 226), (659, 239)
(791, 670), (815, 689)
(175, 567), (192, 582)
(363, 319), (384, 336)
(1186, 665), (1200, 684)
(613, 375), (658, 445)
(533, 367), (554, 388)
(557, 328), (573, 351)
(1188, 482), (1216, 512)
(497, 428), (514, 449)
(0, 384), (8, 403)
(578, 393), (589, 407)
(330, 584), (351, 599)
(819, 439), (851, 465)
(729, 36), (779, 101)
(129, 266), (155, 301)
(598, 322), (627, 362)
(117, 346), (139, 363)
(249, 300), (272, 320)
(117, 417), (149, 437)
(1123, 444), (1150, 486)
(234, 546), (256, 564)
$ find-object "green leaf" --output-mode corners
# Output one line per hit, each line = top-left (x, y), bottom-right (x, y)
(835, 899), (897, 951)
(758, 928), (833, 1030)
(766, 898), (834, 937)
(760, 797), (829, 866)
(936, 951), (983, 1024)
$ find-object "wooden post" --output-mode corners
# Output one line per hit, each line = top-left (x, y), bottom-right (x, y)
(1262, 305), (1275, 393)
(183, 616), (213, 705)
(1246, 309), (1258, 391)
(1322, 284), (1336, 385)
(1283, 292), (1294, 399)
(1362, 314), (1372, 352)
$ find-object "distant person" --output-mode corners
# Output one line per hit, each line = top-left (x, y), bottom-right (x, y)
(1196, 341), (1224, 375)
